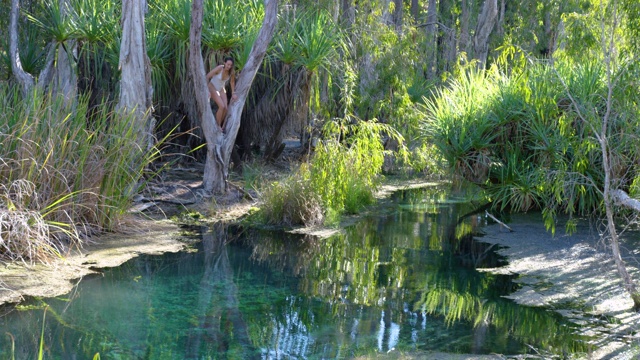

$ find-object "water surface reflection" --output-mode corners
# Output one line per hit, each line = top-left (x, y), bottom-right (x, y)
(0, 185), (590, 359)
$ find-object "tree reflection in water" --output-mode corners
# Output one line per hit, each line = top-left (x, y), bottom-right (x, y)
(244, 185), (591, 356)
(0, 185), (592, 358)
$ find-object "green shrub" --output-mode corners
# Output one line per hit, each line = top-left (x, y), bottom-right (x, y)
(259, 117), (403, 226)
(419, 52), (640, 228)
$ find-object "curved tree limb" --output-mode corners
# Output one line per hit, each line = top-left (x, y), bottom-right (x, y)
(9, 0), (35, 96)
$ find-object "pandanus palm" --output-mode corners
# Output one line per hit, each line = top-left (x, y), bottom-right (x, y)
(241, 9), (340, 160)
(152, 0), (260, 157)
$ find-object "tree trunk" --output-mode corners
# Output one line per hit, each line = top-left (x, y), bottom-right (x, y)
(598, 0), (640, 310)
(50, 0), (78, 105)
(341, 0), (355, 28)
(460, 0), (472, 58)
(117, 0), (154, 149)
(602, 147), (640, 309)
(497, 0), (505, 35)
(9, 0), (35, 97)
(190, 0), (278, 193)
(424, 0), (437, 80)
(392, 0), (403, 31)
(410, 0), (420, 22)
(473, 0), (498, 69)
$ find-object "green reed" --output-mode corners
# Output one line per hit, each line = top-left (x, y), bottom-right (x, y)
(0, 85), (159, 262)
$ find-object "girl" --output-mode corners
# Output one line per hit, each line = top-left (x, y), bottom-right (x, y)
(206, 57), (237, 130)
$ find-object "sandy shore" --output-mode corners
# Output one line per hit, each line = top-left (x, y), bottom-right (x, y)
(477, 214), (640, 359)
(0, 220), (186, 305)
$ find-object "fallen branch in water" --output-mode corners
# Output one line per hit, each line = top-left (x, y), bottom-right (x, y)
(485, 211), (514, 232)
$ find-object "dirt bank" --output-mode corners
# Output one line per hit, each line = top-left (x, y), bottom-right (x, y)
(2, 169), (639, 359)
(0, 220), (186, 305)
(477, 214), (640, 359)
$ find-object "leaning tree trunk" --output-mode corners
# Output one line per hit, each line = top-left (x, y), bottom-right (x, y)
(473, 0), (498, 69)
(190, 0), (278, 193)
(602, 145), (640, 309)
(9, 0), (35, 97)
(117, 0), (154, 150)
(599, 3), (640, 307)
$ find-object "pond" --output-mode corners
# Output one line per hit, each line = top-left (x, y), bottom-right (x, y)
(0, 185), (591, 359)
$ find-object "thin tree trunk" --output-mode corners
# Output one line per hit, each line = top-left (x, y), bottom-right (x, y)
(410, 0), (420, 22)
(497, 0), (505, 35)
(393, 0), (403, 31)
(9, 0), (35, 97)
(473, 0), (498, 69)
(460, 0), (472, 58)
(117, 0), (154, 149)
(424, 0), (437, 80)
(190, 0), (278, 193)
(598, 0), (640, 310)
(602, 140), (640, 309)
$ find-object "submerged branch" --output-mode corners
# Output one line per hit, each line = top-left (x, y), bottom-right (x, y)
(485, 211), (514, 232)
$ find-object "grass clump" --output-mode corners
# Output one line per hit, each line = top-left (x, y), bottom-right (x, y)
(260, 165), (324, 227)
(0, 86), (159, 263)
(259, 117), (403, 227)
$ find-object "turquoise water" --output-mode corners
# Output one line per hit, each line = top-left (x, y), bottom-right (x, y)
(0, 185), (590, 359)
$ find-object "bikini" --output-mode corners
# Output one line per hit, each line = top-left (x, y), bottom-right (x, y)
(210, 71), (229, 92)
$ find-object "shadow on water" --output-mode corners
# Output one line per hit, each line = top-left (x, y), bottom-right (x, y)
(0, 184), (593, 359)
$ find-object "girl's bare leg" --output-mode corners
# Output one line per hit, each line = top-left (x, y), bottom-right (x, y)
(208, 84), (226, 129)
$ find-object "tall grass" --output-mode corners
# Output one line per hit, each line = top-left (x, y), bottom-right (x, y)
(420, 50), (640, 231)
(0, 85), (159, 263)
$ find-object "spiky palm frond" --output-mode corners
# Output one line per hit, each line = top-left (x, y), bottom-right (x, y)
(26, 0), (79, 43)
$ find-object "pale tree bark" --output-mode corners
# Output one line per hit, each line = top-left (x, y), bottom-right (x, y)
(117, 0), (154, 149)
(50, 0), (78, 105)
(473, 0), (498, 69)
(190, 0), (278, 193)
(9, 0), (35, 97)
(10, 0), (73, 98)
(612, 190), (640, 211)
(598, 0), (640, 310)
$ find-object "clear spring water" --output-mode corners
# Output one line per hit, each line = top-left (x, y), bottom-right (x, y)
(0, 185), (590, 359)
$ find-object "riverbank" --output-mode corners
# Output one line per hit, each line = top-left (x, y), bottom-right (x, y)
(1, 166), (639, 359)
(0, 161), (437, 307)
(477, 214), (640, 359)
